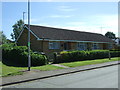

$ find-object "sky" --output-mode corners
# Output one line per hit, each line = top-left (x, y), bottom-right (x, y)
(2, 1), (119, 40)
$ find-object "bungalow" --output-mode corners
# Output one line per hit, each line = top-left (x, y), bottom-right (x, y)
(16, 24), (115, 56)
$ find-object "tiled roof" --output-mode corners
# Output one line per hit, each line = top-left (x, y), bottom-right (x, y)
(25, 24), (114, 43)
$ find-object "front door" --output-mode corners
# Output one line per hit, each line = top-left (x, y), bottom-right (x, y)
(64, 42), (70, 50)
(64, 43), (67, 50)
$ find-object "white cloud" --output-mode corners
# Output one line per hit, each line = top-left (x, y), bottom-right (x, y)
(31, 14), (118, 37)
(57, 26), (100, 34)
(24, 18), (40, 24)
(67, 22), (86, 26)
(49, 15), (72, 18)
(57, 5), (77, 12)
(93, 14), (118, 36)
(64, 14), (118, 36)
(94, 15), (118, 27)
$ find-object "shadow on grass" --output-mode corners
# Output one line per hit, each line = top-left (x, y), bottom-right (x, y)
(2, 59), (47, 67)
(2, 59), (28, 67)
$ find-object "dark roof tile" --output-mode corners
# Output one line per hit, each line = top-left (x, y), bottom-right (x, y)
(25, 24), (114, 43)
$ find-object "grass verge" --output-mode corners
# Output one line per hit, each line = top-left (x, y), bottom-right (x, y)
(60, 57), (120, 67)
(1, 62), (64, 77)
(1, 62), (27, 77)
(1, 57), (119, 77)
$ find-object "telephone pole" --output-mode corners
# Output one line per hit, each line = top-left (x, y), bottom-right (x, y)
(23, 12), (26, 23)
(28, 0), (31, 71)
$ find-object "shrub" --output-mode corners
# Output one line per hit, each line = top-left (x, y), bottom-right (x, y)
(1, 43), (16, 50)
(53, 50), (120, 64)
(110, 49), (120, 51)
(31, 52), (48, 66)
(2, 43), (48, 66)
(110, 51), (120, 57)
(2, 43), (15, 61)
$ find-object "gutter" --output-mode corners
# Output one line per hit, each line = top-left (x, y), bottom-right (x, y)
(37, 38), (114, 44)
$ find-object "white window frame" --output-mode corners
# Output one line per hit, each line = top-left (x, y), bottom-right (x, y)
(49, 42), (60, 49)
(77, 42), (87, 50)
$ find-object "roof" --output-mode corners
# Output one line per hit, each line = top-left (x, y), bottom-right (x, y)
(24, 24), (114, 43)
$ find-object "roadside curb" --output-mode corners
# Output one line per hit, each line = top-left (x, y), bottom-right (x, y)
(1, 62), (120, 87)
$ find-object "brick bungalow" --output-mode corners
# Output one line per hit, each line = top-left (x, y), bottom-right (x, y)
(16, 24), (115, 56)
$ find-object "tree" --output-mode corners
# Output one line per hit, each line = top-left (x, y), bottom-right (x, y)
(0, 31), (8, 44)
(11, 19), (24, 41)
(105, 31), (116, 39)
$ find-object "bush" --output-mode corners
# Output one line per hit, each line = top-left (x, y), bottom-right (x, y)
(53, 50), (120, 64)
(1, 43), (16, 50)
(110, 49), (120, 51)
(31, 52), (48, 66)
(2, 43), (48, 66)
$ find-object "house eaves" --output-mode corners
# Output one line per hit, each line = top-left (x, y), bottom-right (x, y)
(37, 38), (113, 44)
(15, 26), (25, 43)
(16, 25), (40, 43)
(24, 25), (40, 40)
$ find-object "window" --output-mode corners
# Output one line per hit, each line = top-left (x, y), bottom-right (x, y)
(77, 43), (87, 50)
(108, 44), (113, 49)
(92, 43), (99, 50)
(49, 42), (60, 49)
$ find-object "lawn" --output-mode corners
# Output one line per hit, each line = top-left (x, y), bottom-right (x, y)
(1, 57), (120, 77)
(0, 62), (64, 77)
(1, 62), (27, 77)
(60, 57), (120, 67)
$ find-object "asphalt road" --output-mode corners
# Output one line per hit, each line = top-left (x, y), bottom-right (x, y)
(3, 65), (118, 88)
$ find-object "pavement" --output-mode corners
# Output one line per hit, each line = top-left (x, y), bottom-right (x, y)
(0, 60), (120, 87)
(3, 65), (119, 88)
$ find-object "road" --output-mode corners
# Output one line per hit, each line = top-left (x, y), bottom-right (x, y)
(3, 65), (118, 88)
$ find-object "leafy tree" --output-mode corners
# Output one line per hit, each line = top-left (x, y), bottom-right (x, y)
(11, 19), (24, 41)
(0, 31), (8, 44)
(105, 31), (116, 39)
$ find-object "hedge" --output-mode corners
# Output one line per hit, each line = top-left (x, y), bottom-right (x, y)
(2, 43), (48, 66)
(53, 50), (120, 63)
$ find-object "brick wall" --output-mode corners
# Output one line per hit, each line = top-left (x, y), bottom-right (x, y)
(17, 29), (42, 52)
(70, 42), (77, 50)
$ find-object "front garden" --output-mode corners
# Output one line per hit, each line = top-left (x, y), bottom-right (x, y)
(1, 43), (120, 77)
(1, 57), (119, 77)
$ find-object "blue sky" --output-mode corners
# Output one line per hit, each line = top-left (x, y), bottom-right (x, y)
(2, 2), (118, 40)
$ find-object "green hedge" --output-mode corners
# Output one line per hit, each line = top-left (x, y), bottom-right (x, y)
(53, 50), (120, 63)
(2, 43), (48, 66)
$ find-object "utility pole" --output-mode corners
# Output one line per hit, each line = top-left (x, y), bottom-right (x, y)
(28, 0), (31, 71)
(22, 12), (26, 31)
(23, 12), (26, 23)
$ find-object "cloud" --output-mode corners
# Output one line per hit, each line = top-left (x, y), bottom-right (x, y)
(64, 14), (118, 36)
(49, 15), (72, 18)
(92, 14), (118, 35)
(67, 22), (86, 26)
(57, 5), (76, 12)
(24, 18), (40, 24)
(31, 14), (118, 37)
(94, 15), (118, 27)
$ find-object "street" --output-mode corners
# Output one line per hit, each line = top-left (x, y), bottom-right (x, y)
(3, 65), (118, 88)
